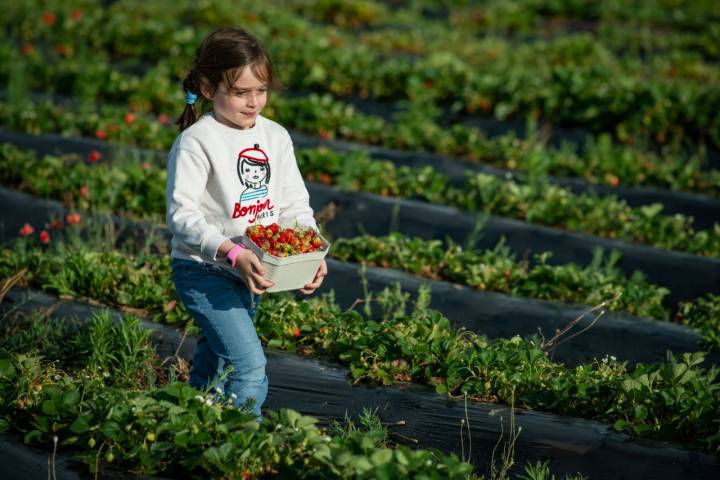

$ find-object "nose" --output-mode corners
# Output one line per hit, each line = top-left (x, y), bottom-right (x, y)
(247, 92), (258, 108)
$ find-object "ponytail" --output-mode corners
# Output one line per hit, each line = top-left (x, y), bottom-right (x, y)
(176, 70), (205, 131)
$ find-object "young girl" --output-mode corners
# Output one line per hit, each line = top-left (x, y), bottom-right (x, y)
(167, 28), (327, 419)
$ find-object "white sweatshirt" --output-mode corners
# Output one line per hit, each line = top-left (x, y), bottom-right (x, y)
(166, 112), (316, 267)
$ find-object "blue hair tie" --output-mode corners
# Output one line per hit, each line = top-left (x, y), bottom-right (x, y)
(185, 90), (198, 105)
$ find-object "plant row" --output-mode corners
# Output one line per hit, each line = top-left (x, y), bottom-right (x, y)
(9, 0), (720, 58)
(294, 147), (720, 257)
(2, 140), (719, 262)
(1, 232), (719, 454)
(332, 234), (670, 319)
(306, 0), (720, 37)
(330, 232), (720, 350)
(354, 19), (720, 63)
(0, 312), (477, 479)
(4, 54), (720, 198)
(406, 0), (720, 35)
(4, 0), (720, 149)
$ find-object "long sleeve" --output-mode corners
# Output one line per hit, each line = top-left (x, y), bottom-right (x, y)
(166, 146), (229, 260)
(276, 137), (317, 230)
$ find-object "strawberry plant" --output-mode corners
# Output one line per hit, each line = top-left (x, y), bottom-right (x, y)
(4, 142), (718, 258)
(0, 312), (474, 479)
(332, 233), (669, 320)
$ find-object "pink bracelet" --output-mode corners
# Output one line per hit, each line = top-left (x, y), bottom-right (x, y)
(226, 243), (247, 268)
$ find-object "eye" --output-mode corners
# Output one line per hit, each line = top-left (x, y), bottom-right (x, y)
(244, 168), (250, 173)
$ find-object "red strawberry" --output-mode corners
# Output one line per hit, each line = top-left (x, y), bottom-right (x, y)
(87, 149), (102, 163)
(19, 223), (34, 236)
(48, 219), (63, 230)
(42, 11), (56, 27)
(65, 213), (82, 225)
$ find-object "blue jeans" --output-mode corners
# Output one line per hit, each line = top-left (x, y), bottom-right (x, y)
(171, 258), (267, 418)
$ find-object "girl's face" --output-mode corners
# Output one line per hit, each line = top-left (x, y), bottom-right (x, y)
(242, 162), (268, 185)
(206, 65), (268, 130)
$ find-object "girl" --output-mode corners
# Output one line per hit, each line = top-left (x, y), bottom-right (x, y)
(167, 27), (327, 419)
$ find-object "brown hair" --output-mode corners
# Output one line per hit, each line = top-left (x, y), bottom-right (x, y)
(177, 28), (280, 131)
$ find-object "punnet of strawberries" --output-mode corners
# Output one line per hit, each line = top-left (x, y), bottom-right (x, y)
(245, 223), (324, 257)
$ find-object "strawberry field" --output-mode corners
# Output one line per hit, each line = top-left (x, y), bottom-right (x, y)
(1, 0), (719, 479)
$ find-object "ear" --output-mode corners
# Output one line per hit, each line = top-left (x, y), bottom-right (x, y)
(199, 84), (215, 101)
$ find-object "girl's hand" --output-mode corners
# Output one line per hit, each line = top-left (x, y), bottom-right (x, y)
(299, 260), (327, 295)
(235, 249), (275, 294)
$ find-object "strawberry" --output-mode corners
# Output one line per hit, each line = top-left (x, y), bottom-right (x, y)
(42, 11), (56, 27)
(87, 149), (102, 163)
(246, 223), (322, 257)
(65, 213), (82, 225)
(19, 223), (34, 236)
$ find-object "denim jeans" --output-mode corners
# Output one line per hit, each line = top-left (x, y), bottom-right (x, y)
(171, 258), (267, 418)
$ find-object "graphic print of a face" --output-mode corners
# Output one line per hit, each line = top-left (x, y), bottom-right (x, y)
(240, 161), (268, 187)
(237, 143), (271, 205)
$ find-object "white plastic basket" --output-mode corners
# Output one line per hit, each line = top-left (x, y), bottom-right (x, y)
(230, 228), (330, 293)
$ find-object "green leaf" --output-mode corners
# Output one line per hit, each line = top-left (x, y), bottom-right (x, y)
(0, 358), (16, 378)
(371, 449), (393, 465)
(24, 430), (42, 443)
(41, 400), (58, 416)
(102, 421), (122, 440)
(613, 419), (627, 431)
(61, 390), (81, 410)
(69, 413), (92, 434)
